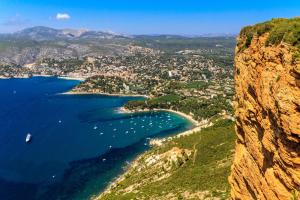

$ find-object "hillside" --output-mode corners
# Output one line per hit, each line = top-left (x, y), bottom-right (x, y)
(229, 18), (300, 199)
(96, 119), (236, 200)
(0, 26), (133, 66)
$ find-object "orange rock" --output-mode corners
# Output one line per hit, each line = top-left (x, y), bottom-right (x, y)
(229, 32), (300, 200)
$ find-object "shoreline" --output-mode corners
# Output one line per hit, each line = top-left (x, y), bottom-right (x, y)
(62, 90), (149, 98)
(56, 76), (86, 81)
(117, 107), (215, 146)
(0, 76), (9, 79)
(156, 109), (199, 126)
(149, 120), (212, 146)
(93, 113), (213, 200)
(62, 91), (198, 127)
(0, 74), (86, 81)
(60, 90), (203, 199)
(1, 77), (212, 199)
(117, 107), (199, 126)
(59, 90), (210, 199)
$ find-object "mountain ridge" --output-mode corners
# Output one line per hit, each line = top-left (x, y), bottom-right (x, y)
(1, 26), (127, 41)
(0, 26), (237, 40)
(0, 26), (236, 66)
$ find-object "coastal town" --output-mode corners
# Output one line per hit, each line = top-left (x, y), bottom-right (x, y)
(1, 0), (299, 199)
(0, 41), (235, 122)
(0, 30), (236, 199)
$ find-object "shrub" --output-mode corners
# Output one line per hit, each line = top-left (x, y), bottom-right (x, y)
(239, 18), (300, 61)
(290, 190), (299, 200)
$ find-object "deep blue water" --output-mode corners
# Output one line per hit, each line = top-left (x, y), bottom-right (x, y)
(0, 77), (193, 200)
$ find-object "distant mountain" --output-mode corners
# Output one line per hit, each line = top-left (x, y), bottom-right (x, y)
(0, 26), (136, 65)
(0, 26), (236, 66)
(2, 26), (127, 41)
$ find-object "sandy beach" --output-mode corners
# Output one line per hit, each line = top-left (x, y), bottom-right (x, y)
(116, 106), (216, 145)
(117, 107), (199, 126)
(0, 76), (10, 79)
(119, 107), (216, 145)
(62, 90), (149, 98)
(57, 76), (86, 81)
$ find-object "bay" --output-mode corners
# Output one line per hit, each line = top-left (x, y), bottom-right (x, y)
(0, 77), (193, 200)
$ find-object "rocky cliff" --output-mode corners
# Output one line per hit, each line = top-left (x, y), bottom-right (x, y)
(230, 18), (300, 200)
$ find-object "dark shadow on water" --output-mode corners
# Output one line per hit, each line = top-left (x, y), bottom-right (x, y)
(0, 121), (190, 200)
(40, 123), (188, 200)
(38, 138), (149, 200)
(0, 178), (38, 200)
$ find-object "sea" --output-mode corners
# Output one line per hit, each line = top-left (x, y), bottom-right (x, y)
(0, 77), (193, 200)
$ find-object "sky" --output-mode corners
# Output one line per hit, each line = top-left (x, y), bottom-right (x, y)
(0, 0), (300, 35)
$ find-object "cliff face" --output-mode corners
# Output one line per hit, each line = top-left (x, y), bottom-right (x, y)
(230, 21), (300, 199)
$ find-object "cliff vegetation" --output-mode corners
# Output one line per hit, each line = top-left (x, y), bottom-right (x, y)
(238, 18), (300, 59)
(96, 119), (236, 200)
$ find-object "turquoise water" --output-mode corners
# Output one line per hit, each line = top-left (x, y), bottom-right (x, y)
(0, 77), (193, 200)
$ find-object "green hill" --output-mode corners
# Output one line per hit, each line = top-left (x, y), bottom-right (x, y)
(97, 119), (236, 200)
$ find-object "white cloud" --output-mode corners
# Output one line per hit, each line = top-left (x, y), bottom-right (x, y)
(56, 13), (70, 20)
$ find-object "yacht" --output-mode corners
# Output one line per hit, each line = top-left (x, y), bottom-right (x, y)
(25, 133), (32, 143)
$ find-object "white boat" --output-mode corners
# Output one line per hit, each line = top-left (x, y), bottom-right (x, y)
(25, 133), (32, 143)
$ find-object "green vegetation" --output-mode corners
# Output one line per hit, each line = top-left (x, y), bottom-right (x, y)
(75, 75), (125, 93)
(125, 80), (233, 120)
(0, 39), (41, 54)
(99, 119), (236, 199)
(184, 81), (209, 89)
(290, 190), (299, 200)
(74, 74), (159, 95)
(44, 58), (85, 73)
(133, 36), (236, 52)
(125, 94), (232, 120)
(153, 80), (210, 94)
(239, 18), (300, 58)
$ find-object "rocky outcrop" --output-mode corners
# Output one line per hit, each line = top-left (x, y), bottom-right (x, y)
(97, 147), (193, 199)
(229, 21), (300, 199)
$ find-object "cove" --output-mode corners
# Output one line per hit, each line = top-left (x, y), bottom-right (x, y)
(0, 77), (193, 200)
